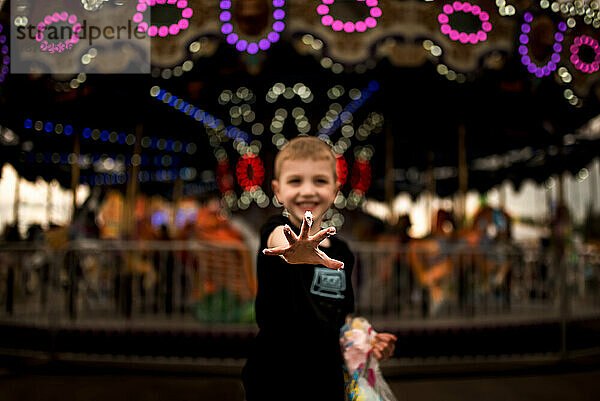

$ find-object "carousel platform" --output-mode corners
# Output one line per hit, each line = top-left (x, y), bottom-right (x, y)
(1, 312), (599, 377)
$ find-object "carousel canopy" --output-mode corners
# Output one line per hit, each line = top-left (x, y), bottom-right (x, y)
(0, 0), (598, 202)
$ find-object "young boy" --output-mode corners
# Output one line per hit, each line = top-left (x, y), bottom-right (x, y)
(242, 137), (396, 400)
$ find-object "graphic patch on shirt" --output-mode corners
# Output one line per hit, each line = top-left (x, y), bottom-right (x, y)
(310, 267), (346, 299)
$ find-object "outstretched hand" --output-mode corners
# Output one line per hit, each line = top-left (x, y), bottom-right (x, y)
(262, 213), (344, 270)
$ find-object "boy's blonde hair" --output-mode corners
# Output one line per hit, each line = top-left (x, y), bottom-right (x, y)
(273, 136), (337, 181)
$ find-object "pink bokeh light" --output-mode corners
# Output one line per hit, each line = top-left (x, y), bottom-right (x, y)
(133, 0), (193, 38)
(438, 1), (491, 45)
(35, 12), (80, 53)
(317, 5), (329, 15)
(322, 15), (334, 25)
(570, 34), (600, 74)
(318, 0), (382, 33)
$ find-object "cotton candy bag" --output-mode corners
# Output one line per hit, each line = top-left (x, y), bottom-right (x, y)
(340, 317), (397, 401)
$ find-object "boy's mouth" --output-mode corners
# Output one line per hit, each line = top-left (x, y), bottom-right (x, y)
(296, 202), (318, 211)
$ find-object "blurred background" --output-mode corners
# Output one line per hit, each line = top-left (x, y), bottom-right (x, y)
(0, 0), (600, 400)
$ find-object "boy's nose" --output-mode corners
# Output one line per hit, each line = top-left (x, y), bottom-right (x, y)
(299, 182), (317, 195)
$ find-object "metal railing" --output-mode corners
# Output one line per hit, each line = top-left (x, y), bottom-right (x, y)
(0, 240), (256, 326)
(1, 239), (600, 366)
(1, 239), (599, 325)
(351, 241), (600, 322)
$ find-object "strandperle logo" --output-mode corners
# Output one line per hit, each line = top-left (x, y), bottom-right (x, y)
(10, 2), (151, 74)
(16, 15), (147, 52)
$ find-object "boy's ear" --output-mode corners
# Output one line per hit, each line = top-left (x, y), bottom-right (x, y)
(271, 179), (281, 203)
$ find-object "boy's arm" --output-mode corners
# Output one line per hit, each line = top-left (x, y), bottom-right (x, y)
(267, 225), (289, 249)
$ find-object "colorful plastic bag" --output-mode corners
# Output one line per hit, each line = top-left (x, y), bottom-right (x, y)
(340, 317), (397, 401)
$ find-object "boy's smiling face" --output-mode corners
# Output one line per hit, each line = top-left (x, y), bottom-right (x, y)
(272, 158), (338, 230)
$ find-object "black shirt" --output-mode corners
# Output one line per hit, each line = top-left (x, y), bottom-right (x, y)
(242, 215), (355, 401)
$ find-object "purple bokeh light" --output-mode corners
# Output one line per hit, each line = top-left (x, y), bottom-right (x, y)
(0, 27), (8, 83)
(219, 0), (285, 53)
(259, 39), (271, 50)
(273, 9), (285, 20)
(220, 11), (231, 22)
(519, 13), (565, 77)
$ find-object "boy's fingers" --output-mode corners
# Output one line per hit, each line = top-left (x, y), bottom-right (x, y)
(317, 250), (344, 270)
(311, 227), (336, 244)
(262, 246), (288, 256)
(299, 215), (309, 240)
(376, 333), (398, 342)
(373, 349), (383, 360)
(283, 225), (297, 245)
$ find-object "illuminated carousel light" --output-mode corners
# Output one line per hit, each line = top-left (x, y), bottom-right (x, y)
(0, 26), (8, 83)
(35, 12), (80, 53)
(519, 13), (566, 77)
(82, 0), (106, 12)
(350, 158), (372, 195)
(318, 0), (382, 33)
(570, 35), (600, 73)
(439, 2), (492, 44)
(336, 154), (348, 187)
(236, 154), (265, 192)
(220, 0), (285, 53)
(332, 63), (344, 73)
(252, 123), (264, 135)
(134, 0), (193, 37)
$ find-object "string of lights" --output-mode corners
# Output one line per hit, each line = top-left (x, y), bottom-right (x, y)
(79, 167), (197, 186)
(550, 0), (600, 29)
(150, 85), (252, 146)
(318, 81), (379, 137)
(519, 12), (566, 78)
(151, 85), (268, 209)
(134, 0), (193, 37)
(570, 34), (600, 73)
(317, 0), (381, 33)
(219, 0), (285, 53)
(298, 33), (377, 74)
(236, 154), (265, 192)
(438, 2), (492, 44)
(23, 118), (197, 155)
(35, 11), (80, 53)
(21, 151), (182, 169)
(0, 24), (8, 83)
